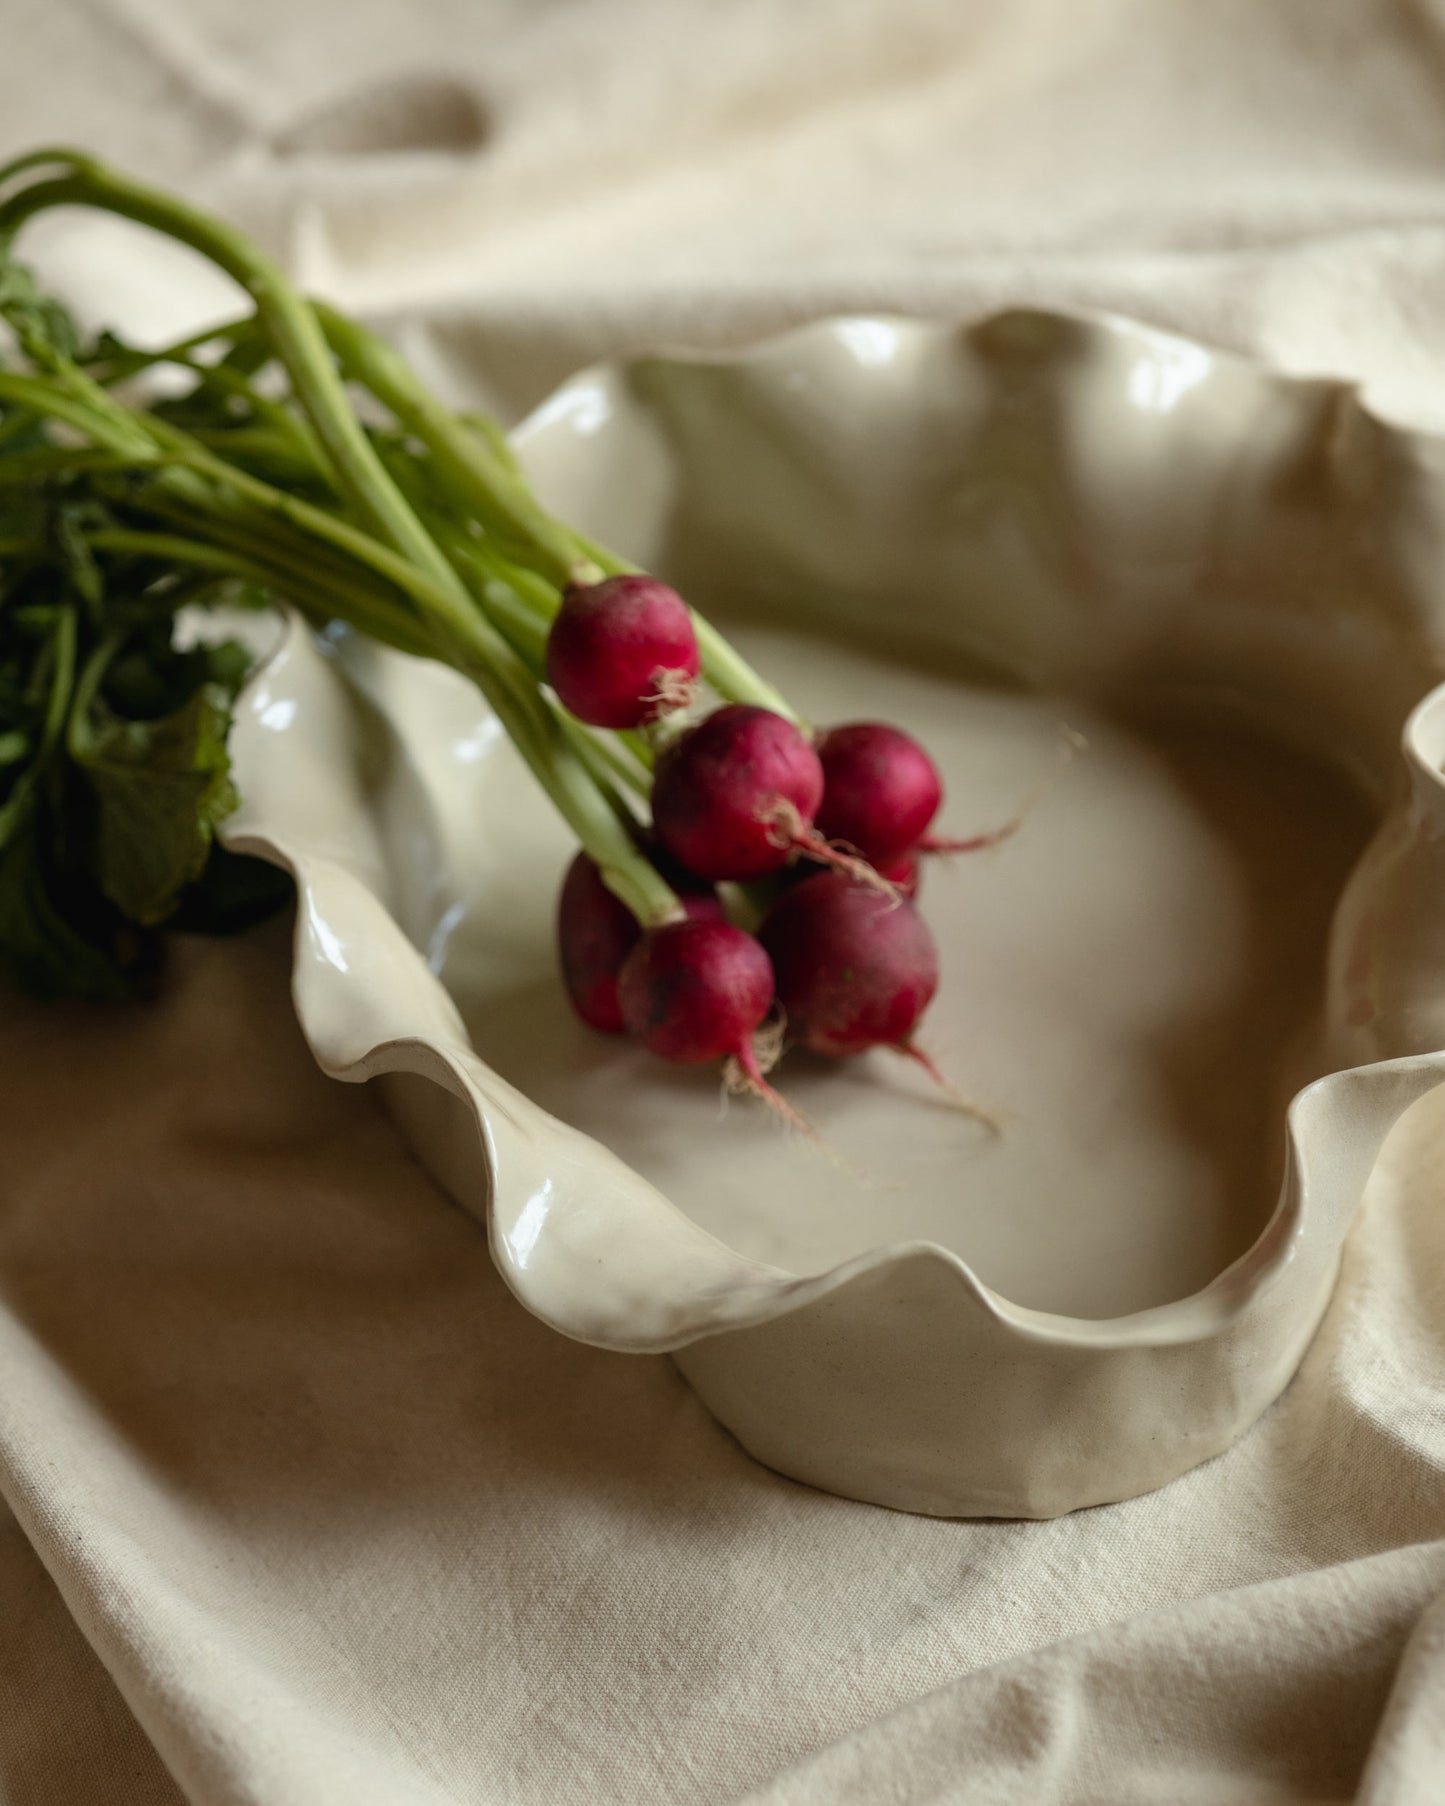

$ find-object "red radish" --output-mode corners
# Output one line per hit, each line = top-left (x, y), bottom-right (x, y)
(652, 705), (823, 880)
(546, 574), (699, 728)
(815, 720), (1020, 863)
(759, 870), (938, 1059)
(619, 918), (808, 1129)
(652, 703), (891, 887)
(619, 917), (772, 1061)
(557, 851), (723, 1034)
(877, 851), (921, 899)
(814, 722), (943, 866)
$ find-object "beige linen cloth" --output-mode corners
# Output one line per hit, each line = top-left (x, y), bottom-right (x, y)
(4, 3), (1445, 1801)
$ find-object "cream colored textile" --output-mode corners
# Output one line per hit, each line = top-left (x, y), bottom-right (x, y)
(3, 4), (1445, 1802)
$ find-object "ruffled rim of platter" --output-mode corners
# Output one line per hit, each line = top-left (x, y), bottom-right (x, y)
(223, 308), (1445, 1357)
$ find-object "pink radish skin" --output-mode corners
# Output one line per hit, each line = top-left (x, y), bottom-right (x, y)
(619, 918), (806, 1125)
(546, 575), (700, 729)
(759, 870), (938, 1057)
(618, 918), (774, 1064)
(814, 722), (943, 867)
(557, 851), (723, 1035)
(877, 851), (921, 900)
(652, 704), (827, 882)
(617, 924), (805, 1119)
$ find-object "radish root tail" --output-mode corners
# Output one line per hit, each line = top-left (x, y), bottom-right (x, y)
(760, 799), (901, 899)
(923, 720), (1088, 860)
(724, 1036), (815, 1139)
(645, 665), (698, 720)
(749, 1010), (788, 1076)
(724, 1042), (869, 1178)
(894, 1042), (1004, 1134)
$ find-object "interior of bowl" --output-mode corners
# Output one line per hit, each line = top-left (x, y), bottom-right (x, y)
(335, 312), (1445, 1320)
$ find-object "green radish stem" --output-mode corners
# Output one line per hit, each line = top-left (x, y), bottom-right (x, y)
(0, 150), (683, 929)
(312, 299), (590, 588)
(85, 528), (439, 662)
(0, 150), (448, 579)
(5, 157), (794, 725)
(310, 301), (800, 723)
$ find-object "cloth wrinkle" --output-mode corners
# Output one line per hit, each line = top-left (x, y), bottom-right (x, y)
(3, 3), (1445, 1802)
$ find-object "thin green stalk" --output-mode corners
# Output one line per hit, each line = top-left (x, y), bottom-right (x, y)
(0, 363), (466, 677)
(66, 623), (123, 751)
(566, 720), (653, 803)
(473, 570), (548, 672)
(0, 370), (156, 457)
(84, 312), (261, 382)
(111, 499), (438, 661)
(314, 301), (586, 587)
(85, 527), (437, 662)
(0, 370), (433, 647)
(433, 550), (653, 804)
(158, 355), (330, 475)
(9, 602), (81, 853)
(0, 151), (689, 922)
(569, 529), (631, 578)
(133, 483), (382, 598)
(556, 715), (645, 821)
(180, 427), (325, 489)
(129, 454), (680, 916)
(438, 617), (680, 925)
(693, 617), (796, 722)
(0, 152), (456, 589)
(0, 447), (160, 485)
(356, 527), (656, 803)
(39, 603), (76, 759)
(460, 411), (524, 478)
(369, 434), (552, 675)
(6, 150), (795, 727)
(0, 313), (459, 637)
(313, 307), (798, 721)
(365, 444), (656, 806)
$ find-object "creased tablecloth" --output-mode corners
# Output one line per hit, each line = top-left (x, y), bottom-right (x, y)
(3, 4), (1445, 1802)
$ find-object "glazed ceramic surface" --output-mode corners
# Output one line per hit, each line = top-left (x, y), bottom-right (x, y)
(225, 312), (1445, 1518)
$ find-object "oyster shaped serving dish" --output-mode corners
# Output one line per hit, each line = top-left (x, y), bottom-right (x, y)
(227, 311), (1445, 1518)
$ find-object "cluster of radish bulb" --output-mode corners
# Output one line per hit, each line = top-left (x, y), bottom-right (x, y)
(548, 574), (1010, 1124)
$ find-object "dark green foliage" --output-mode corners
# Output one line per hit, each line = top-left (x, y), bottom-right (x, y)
(0, 272), (289, 999)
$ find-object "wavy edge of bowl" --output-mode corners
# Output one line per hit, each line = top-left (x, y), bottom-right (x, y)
(224, 306), (1445, 1364)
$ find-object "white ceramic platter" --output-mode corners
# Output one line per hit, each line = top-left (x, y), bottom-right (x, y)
(226, 312), (1445, 1518)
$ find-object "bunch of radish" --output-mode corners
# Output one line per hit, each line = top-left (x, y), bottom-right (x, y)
(0, 147), (1015, 1091)
(550, 576), (1010, 1121)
